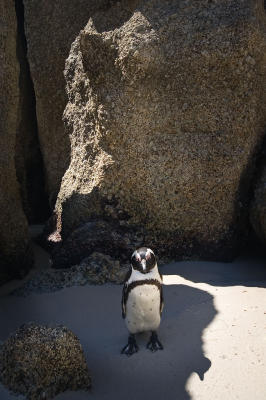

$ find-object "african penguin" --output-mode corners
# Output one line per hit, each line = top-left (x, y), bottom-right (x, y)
(121, 247), (164, 356)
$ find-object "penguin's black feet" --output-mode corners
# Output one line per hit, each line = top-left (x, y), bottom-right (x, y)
(146, 332), (163, 352)
(121, 334), (139, 356)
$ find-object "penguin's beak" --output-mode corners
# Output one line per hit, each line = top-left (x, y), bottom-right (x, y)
(141, 259), (147, 272)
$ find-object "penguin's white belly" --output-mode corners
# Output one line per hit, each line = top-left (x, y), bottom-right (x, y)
(125, 284), (161, 334)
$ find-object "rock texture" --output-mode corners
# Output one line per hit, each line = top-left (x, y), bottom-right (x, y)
(81, 251), (128, 284)
(23, 0), (117, 201)
(52, 0), (266, 260)
(0, 323), (91, 399)
(0, 0), (32, 282)
(250, 144), (266, 245)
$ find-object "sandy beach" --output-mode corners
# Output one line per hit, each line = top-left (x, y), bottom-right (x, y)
(0, 245), (265, 400)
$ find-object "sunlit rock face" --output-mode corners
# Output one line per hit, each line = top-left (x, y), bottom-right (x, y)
(56, 0), (266, 260)
(23, 0), (109, 201)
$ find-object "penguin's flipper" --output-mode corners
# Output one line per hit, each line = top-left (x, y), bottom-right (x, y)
(121, 269), (132, 319)
(160, 286), (164, 315)
(121, 284), (127, 319)
(123, 268), (132, 284)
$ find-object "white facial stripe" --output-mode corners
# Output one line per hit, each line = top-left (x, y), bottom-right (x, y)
(141, 259), (146, 270)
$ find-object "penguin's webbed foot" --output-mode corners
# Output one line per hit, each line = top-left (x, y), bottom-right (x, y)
(146, 332), (163, 352)
(121, 334), (138, 356)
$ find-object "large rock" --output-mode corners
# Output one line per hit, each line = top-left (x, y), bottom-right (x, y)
(23, 0), (117, 201)
(0, 323), (91, 399)
(54, 0), (266, 260)
(0, 0), (32, 282)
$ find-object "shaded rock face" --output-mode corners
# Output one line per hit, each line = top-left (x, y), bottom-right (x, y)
(0, 323), (91, 399)
(0, 0), (32, 281)
(49, 219), (144, 269)
(54, 0), (266, 260)
(23, 0), (118, 201)
(250, 144), (266, 245)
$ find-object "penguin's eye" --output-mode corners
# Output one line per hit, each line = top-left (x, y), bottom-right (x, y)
(146, 253), (156, 268)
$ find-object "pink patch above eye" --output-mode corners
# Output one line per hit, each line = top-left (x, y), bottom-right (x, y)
(146, 251), (151, 260)
(136, 254), (141, 262)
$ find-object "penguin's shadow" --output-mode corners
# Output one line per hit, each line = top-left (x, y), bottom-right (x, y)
(161, 283), (215, 384)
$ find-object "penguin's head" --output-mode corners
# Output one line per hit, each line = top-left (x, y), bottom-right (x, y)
(131, 247), (157, 274)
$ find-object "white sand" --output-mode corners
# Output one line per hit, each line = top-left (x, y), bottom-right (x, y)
(0, 246), (266, 400)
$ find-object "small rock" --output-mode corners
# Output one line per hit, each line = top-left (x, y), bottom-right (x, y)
(0, 323), (91, 399)
(12, 250), (130, 296)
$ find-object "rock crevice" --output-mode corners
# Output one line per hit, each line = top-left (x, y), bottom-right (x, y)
(14, 0), (50, 224)
(0, 0), (33, 282)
